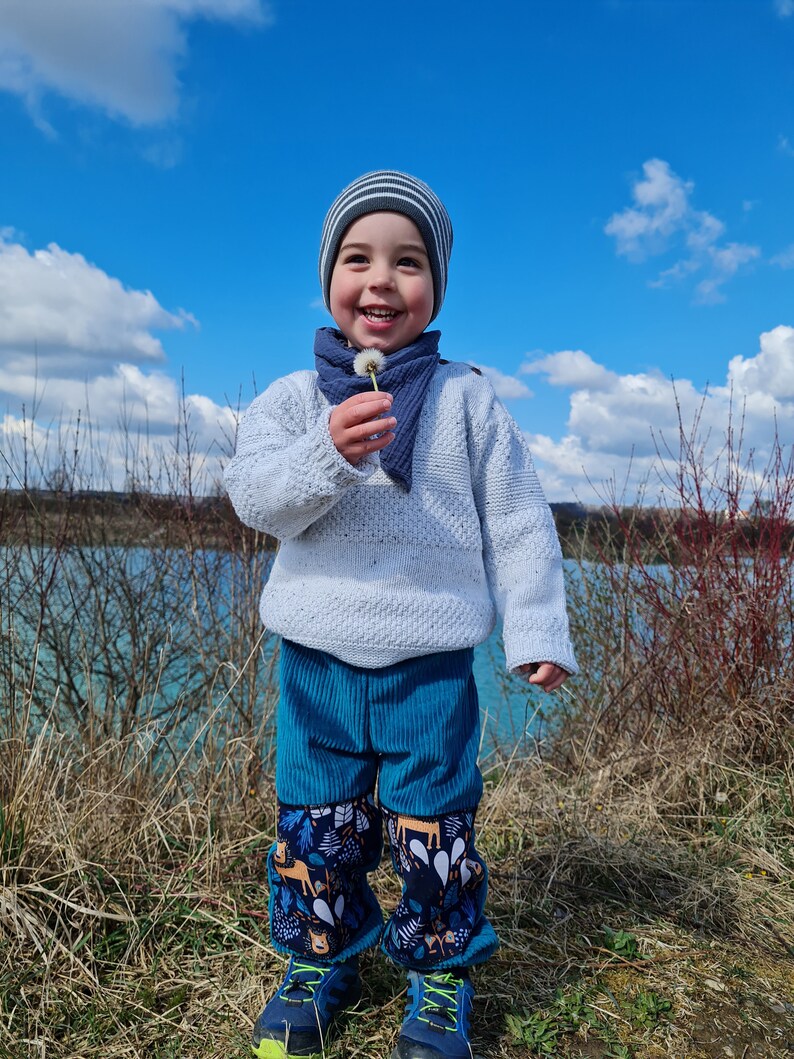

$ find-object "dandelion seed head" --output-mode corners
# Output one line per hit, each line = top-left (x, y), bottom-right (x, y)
(353, 348), (386, 378)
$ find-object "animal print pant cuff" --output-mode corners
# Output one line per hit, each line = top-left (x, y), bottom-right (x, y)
(380, 805), (498, 969)
(268, 793), (383, 962)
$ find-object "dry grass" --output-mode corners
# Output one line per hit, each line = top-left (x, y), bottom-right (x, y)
(1, 718), (792, 1059)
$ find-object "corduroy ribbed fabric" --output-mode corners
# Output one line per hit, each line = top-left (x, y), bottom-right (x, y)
(275, 640), (483, 816)
(318, 170), (453, 322)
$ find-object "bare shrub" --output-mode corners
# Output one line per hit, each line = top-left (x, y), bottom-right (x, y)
(0, 398), (278, 774)
(562, 401), (794, 767)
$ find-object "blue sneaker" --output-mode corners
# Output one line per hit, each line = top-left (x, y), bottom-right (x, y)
(391, 970), (475, 1058)
(251, 956), (362, 1058)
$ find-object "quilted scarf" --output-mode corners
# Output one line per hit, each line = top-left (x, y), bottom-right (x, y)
(314, 327), (441, 491)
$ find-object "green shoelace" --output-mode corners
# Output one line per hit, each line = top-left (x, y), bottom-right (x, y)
(418, 972), (463, 1032)
(282, 961), (330, 1003)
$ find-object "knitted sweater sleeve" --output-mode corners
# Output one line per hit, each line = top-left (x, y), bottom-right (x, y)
(224, 374), (377, 540)
(468, 380), (578, 676)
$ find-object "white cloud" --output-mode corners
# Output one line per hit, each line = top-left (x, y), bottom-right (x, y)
(605, 158), (759, 303)
(604, 159), (696, 259)
(522, 327), (794, 502)
(0, 234), (196, 375)
(1, 389), (236, 493)
(141, 137), (185, 169)
(775, 0), (794, 17)
(0, 232), (232, 492)
(694, 242), (762, 305)
(777, 134), (794, 157)
(0, 0), (272, 128)
(470, 363), (533, 399)
(538, 356), (693, 459)
(771, 244), (794, 269)
(521, 349), (615, 391)
(727, 325), (794, 399)
(528, 428), (670, 504)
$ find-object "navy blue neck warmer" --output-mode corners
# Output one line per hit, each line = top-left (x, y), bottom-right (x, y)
(314, 327), (441, 492)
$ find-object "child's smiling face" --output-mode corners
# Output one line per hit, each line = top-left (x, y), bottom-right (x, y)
(329, 212), (435, 353)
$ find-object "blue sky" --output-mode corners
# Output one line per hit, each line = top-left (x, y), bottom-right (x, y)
(1, 0), (792, 501)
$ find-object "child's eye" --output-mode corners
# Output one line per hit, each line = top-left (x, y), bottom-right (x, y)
(343, 253), (368, 264)
(397, 257), (421, 268)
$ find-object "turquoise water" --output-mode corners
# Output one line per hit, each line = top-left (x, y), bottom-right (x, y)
(0, 544), (563, 755)
(473, 629), (552, 754)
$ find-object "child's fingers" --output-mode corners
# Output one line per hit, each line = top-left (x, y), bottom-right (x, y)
(347, 415), (396, 442)
(343, 431), (395, 458)
(528, 663), (568, 693)
(337, 393), (393, 425)
(329, 394), (395, 463)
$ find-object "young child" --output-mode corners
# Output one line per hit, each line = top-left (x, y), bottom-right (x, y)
(224, 170), (578, 1059)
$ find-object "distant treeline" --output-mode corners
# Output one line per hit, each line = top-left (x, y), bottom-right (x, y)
(0, 487), (275, 552)
(1, 488), (791, 561)
(551, 499), (794, 562)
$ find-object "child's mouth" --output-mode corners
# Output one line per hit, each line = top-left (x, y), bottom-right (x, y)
(361, 308), (399, 323)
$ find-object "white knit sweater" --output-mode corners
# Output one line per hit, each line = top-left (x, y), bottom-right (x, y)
(224, 361), (578, 674)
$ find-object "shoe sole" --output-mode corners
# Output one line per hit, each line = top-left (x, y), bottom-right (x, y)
(252, 980), (363, 1059)
(252, 1039), (323, 1059)
(251, 975), (363, 1059)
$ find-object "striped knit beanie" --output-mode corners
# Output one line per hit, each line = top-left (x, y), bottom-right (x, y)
(319, 170), (453, 323)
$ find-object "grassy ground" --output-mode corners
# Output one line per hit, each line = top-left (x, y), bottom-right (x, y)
(1, 726), (791, 1059)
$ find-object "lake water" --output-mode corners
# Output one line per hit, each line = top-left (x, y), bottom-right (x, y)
(0, 544), (571, 756)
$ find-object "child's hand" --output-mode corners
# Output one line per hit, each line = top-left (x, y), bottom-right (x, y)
(330, 392), (396, 465)
(517, 662), (569, 693)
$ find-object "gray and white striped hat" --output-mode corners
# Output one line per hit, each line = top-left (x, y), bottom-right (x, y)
(319, 170), (453, 323)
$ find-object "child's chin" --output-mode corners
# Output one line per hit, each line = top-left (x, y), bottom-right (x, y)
(366, 332), (424, 354)
(351, 335), (391, 353)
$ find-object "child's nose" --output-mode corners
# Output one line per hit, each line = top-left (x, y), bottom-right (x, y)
(368, 265), (395, 290)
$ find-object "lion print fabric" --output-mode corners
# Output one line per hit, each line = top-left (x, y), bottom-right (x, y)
(380, 805), (489, 968)
(268, 793), (383, 961)
(269, 795), (493, 968)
